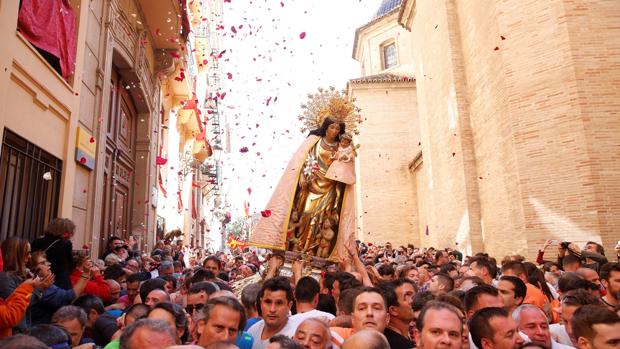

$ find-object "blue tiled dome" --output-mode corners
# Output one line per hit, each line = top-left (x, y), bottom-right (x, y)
(374, 0), (402, 19)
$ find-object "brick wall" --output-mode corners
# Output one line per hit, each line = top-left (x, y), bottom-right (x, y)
(398, 0), (620, 259)
(350, 82), (421, 247)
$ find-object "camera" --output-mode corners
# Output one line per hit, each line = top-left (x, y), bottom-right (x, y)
(560, 241), (571, 249)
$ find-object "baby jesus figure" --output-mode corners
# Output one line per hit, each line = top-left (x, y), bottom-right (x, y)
(325, 132), (356, 185)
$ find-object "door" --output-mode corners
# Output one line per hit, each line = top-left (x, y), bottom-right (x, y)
(100, 69), (136, 257)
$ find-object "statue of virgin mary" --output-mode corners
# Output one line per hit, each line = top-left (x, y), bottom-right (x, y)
(251, 88), (360, 261)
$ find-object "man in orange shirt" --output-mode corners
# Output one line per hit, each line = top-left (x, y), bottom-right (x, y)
(501, 262), (548, 310)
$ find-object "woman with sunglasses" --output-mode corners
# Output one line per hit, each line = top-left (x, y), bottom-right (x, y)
(28, 251), (92, 325)
(0, 237), (54, 333)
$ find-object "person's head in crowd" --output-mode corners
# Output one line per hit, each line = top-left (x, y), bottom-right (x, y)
(351, 287), (389, 332)
(500, 261), (529, 282)
(105, 253), (122, 266)
(268, 334), (305, 349)
(28, 250), (52, 279)
(338, 287), (363, 316)
(204, 256), (222, 275)
(159, 274), (178, 294)
(0, 334), (49, 349)
(440, 263), (459, 278)
(465, 284), (504, 318)
(187, 281), (219, 316)
(559, 289), (602, 345)
(73, 294), (105, 329)
(467, 256), (497, 285)
(512, 304), (555, 349)
(558, 273), (598, 296)
(412, 291), (436, 318)
(542, 262), (561, 274)
(104, 263), (127, 284)
(571, 305), (620, 349)
(377, 264), (395, 281)
(398, 264), (420, 285)
(435, 250), (450, 266)
(258, 276), (294, 332)
(106, 279), (122, 304)
(576, 267), (601, 287)
(159, 260), (174, 278)
(332, 272), (362, 304)
(119, 318), (178, 349)
(145, 289), (171, 307)
(428, 273), (455, 296)
(293, 318), (331, 349)
(384, 278), (416, 332)
(139, 277), (167, 303)
(414, 301), (464, 349)
(125, 273), (142, 304)
(317, 293), (337, 317)
(147, 302), (188, 344)
(126, 258), (140, 273)
(107, 236), (127, 256)
(211, 289), (237, 299)
(469, 307), (524, 349)
(45, 217), (76, 240)
(191, 268), (217, 284)
(584, 241), (605, 256)
(295, 276), (321, 311)
(460, 276), (485, 292)
(173, 260), (183, 273)
(517, 343), (549, 349)
(1, 236), (31, 277)
(26, 324), (71, 349)
(562, 255), (581, 273)
(601, 263), (620, 306)
(498, 276), (526, 315)
(241, 283), (261, 318)
(342, 330), (389, 349)
(203, 342), (240, 349)
(198, 296), (246, 346)
(120, 303), (150, 330)
(51, 305), (87, 347)
(436, 293), (466, 316)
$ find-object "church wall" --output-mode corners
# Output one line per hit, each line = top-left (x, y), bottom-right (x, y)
(399, 0), (620, 258)
(452, 0), (620, 258)
(405, 0), (484, 255)
(350, 82), (420, 247)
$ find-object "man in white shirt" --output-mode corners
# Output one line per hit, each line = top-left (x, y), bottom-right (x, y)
(289, 276), (335, 326)
(512, 304), (575, 349)
(248, 277), (298, 349)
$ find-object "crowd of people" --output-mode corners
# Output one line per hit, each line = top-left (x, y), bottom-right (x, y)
(0, 218), (619, 349)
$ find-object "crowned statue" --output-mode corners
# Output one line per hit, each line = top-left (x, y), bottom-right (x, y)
(251, 87), (361, 263)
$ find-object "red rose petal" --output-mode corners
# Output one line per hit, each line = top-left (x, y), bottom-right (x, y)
(239, 147), (249, 153)
(89, 136), (95, 143)
(247, 188), (252, 195)
(261, 210), (271, 217)
(79, 157), (87, 164)
(299, 32), (306, 39)
(494, 46), (500, 51)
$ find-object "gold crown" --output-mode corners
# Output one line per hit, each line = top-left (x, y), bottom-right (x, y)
(298, 86), (362, 134)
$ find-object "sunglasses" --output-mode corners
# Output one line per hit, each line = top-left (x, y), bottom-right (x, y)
(186, 303), (206, 313)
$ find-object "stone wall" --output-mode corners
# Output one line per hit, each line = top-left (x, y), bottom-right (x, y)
(400, 0), (620, 258)
(350, 82), (421, 247)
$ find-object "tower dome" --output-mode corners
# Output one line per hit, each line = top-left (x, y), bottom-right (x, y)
(373, 0), (402, 19)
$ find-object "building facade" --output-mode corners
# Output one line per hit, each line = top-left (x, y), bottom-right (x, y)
(351, 0), (620, 259)
(0, 0), (221, 255)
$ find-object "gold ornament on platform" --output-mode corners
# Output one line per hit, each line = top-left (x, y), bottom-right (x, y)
(298, 86), (362, 134)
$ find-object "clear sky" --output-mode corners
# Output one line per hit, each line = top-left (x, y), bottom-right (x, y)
(216, 0), (382, 219)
